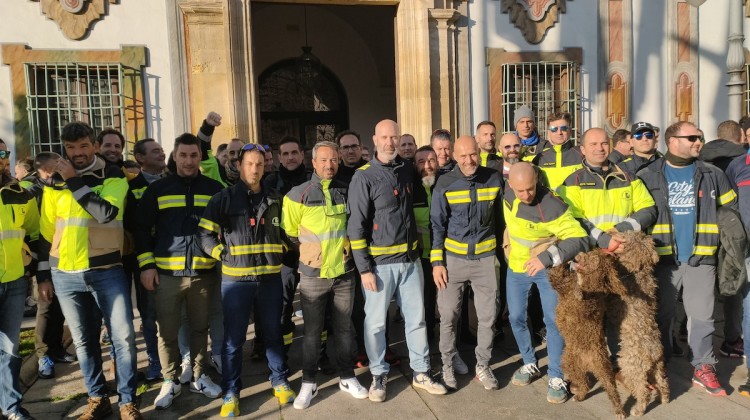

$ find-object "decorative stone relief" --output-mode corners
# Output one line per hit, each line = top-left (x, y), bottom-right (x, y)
(599, 0), (632, 134)
(30, 0), (117, 40)
(500, 0), (571, 44)
(667, 1), (698, 124)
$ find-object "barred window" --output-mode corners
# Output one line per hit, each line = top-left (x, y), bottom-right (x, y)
(500, 61), (581, 141)
(25, 63), (124, 155)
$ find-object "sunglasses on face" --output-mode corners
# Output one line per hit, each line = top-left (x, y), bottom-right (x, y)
(503, 144), (521, 151)
(673, 134), (704, 143)
(0, 150), (10, 159)
(632, 131), (655, 140)
(548, 125), (569, 133)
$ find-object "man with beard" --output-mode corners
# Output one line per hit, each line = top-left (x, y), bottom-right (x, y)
(36, 122), (142, 419)
(497, 133), (524, 178)
(335, 130), (367, 185)
(533, 112), (583, 190)
(432, 129), (455, 176)
(197, 112), (245, 187)
(638, 121), (738, 396)
(513, 105), (543, 160)
(399, 134), (417, 162)
(431, 136), (504, 391)
(475, 121), (501, 168)
(97, 129), (138, 181)
(0, 138), (40, 420)
(348, 120), (447, 402)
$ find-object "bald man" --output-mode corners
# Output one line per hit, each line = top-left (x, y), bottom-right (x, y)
(497, 133), (524, 178)
(347, 120), (447, 402)
(431, 136), (504, 390)
(503, 162), (588, 404)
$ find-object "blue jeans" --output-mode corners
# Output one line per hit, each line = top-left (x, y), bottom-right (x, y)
(221, 277), (289, 396)
(0, 279), (27, 416)
(52, 268), (137, 405)
(363, 260), (430, 376)
(506, 269), (564, 379)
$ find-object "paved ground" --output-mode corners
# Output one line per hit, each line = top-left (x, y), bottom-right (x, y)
(18, 297), (750, 419)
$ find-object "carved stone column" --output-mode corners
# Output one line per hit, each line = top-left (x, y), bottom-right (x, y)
(598, 0), (633, 135)
(667, 1), (699, 124)
(226, 0), (259, 143)
(396, 0), (434, 142)
(429, 8), (460, 134)
(727, 0), (745, 121)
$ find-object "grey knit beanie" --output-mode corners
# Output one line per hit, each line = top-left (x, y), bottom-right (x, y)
(514, 105), (535, 127)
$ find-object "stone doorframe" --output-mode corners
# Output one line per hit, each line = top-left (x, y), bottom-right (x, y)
(171, 0), (468, 146)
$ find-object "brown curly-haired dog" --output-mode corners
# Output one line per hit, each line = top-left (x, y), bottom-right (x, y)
(549, 251), (626, 419)
(608, 231), (670, 416)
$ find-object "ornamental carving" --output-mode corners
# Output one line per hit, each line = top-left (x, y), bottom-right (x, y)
(30, 0), (117, 40)
(501, 0), (571, 44)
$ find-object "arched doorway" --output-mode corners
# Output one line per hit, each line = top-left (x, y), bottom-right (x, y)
(257, 59), (349, 149)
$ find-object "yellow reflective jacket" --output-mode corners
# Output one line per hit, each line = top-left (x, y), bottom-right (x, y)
(503, 186), (588, 274)
(282, 174), (354, 279)
(37, 157), (128, 281)
(557, 163), (657, 248)
(0, 178), (39, 283)
(533, 140), (584, 190)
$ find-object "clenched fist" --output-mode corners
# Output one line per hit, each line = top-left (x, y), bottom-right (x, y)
(206, 112), (222, 127)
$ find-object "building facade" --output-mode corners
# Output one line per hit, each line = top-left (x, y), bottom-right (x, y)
(0, 0), (747, 165)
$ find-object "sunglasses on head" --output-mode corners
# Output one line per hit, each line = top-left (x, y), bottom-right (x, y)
(632, 131), (655, 140)
(0, 150), (10, 159)
(673, 134), (704, 143)
(548, 125), (569, 133)
(238, 143), (267, 159)
(503, 144), (521, 151)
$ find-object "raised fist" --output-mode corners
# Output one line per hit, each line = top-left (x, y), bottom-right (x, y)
(206, 112), (222, 127)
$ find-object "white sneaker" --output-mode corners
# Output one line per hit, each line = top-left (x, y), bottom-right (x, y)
(453, 354), (469, 375)
(179, 356), (193, 384)
(154, 380), (181, 409)
(339, 377), (368, 399)
(209, 353), (223, 375)
(190, 374), (222, 398)
(293, 382), (318, 409)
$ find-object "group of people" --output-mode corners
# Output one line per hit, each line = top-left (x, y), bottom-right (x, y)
(1, 104), (750, 420)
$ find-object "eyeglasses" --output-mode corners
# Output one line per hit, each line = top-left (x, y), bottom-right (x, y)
(548, 125), (569, 133)
(0, 150), (10, 159)
(632, 132), (655, 140)
(672, 134), (704, 143)
(503, 144), (522, 151)
(340, 144), (360, 151)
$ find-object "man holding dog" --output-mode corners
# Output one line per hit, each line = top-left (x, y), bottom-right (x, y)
(637, 121), (738, 396)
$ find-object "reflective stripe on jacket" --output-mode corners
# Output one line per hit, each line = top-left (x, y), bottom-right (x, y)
(557, 163), (656, 248)
(637, 158), (738, 266)
(430, 166), (504, 265)
(0, 179), (39, 283)
(134, 173), (223, 276)
(503, 186), (588, 274)
(347, 156), (419, 273)
(282, 174), (354, 279)
(532, 140), (583, 190)
(198, 182), (288, 281)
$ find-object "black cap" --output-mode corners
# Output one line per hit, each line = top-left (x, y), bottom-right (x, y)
(631, 122), (656, 134)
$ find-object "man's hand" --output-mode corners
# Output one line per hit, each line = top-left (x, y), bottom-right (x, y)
(433, 266), (449, 290)
(55, 158), (77, 181)
(608, 231), (627, 254)
(523, 257), (546, 276)
(38, 282), (55, 303)
(206, 112), (222, 127)
(140, 269), (160, 291)
(361, 272), (378, 292)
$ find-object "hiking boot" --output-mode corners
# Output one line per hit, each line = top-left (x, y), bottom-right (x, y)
(475, 364), (499, 390)
(547, 377), (569, 404)
(38, 355), (54, 379)
(339, 377), (368, 399)
(145, 357), (162, 382)
(719, 338), (744, 358)
(190, 374), (222, 398)
(739, 376), (750, 397)
(511, 363), (541, 386)
(118, 403), (143, 420)
(412, 371), (448, 395)
(369, 374), (387, 402)
(692, 364), (727, 396)
(178, 356), (193, 384)
(442, 363), (457, 389)
(154, 380), (181, 409)
(293, 382), (317, 409)
(453, 353), (469, 375)
(220, 394), (239, 417)
(273, 382), (296, 405)
(78, 396), (112, 420)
